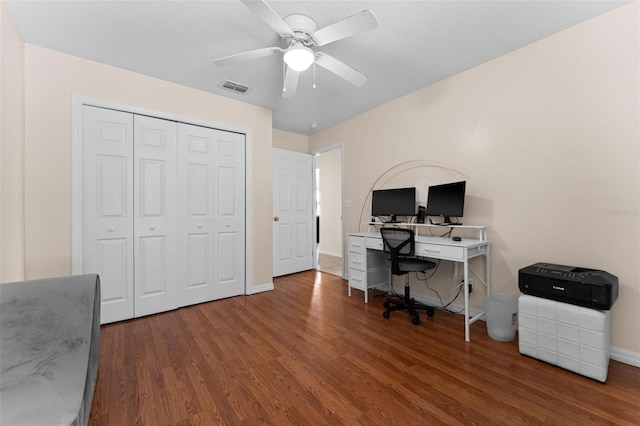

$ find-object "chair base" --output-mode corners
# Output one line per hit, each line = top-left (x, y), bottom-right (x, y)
(383, 284), (435, 325)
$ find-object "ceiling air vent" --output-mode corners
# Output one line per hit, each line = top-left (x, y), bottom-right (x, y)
(221, 80), (251, 94)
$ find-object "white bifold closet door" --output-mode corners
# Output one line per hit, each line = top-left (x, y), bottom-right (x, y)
(82, 106), (135, 324)
(133, 115), (178, 317)
(82, 105), (245, 324)
(177, 123), (245, 307)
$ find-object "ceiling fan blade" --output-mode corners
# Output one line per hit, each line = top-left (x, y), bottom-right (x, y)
(241, 0), (294, 36)
(312, 10), (378, 46)
(214, 47), (282, 67)
(315, 52), (368, 87)
(282, 67), (300, 98)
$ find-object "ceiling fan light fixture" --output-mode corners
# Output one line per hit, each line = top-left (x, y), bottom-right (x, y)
(283, 43), (315, 72)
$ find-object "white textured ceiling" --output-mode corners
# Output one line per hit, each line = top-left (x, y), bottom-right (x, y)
(4, 0), (627, 135)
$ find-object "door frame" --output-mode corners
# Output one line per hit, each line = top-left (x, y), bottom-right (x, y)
(70, 95), (253, 294)
(311, 142), (345, 278)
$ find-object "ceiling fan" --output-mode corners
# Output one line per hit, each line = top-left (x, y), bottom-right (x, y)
(214, 0), (379, 98)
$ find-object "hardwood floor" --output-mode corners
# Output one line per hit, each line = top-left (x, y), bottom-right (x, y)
(89, 271), (640, 425)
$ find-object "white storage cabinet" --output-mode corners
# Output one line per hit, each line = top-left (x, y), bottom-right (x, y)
(518, 294), (611, 382)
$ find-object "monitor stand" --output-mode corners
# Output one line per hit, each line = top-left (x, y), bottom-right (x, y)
(384, 215), (401, 224)
(435, 216), (462, 226)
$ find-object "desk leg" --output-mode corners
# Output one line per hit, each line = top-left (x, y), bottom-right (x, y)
(464, 258), (470, 342)
(486, 244), (492, 294)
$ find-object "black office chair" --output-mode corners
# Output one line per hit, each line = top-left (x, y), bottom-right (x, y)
(380, 228), (436, 325)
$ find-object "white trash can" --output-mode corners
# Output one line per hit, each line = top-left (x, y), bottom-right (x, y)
(484, 293), (518, 342)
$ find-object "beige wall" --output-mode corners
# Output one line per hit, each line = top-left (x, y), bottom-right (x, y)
(22, 44), (274, 288)
(310, 4), (640, 353)
(317, 148), (342, 257)
(0, 2), (25, 282)
(272, 128), (309, 153)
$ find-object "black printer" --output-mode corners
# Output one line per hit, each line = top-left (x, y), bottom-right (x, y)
(518, 263), (618, 310)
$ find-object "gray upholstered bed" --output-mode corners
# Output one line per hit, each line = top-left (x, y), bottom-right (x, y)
(0, 274), (100, 426)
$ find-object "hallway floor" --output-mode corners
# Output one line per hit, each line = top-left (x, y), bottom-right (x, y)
(316, 253), (342, 277)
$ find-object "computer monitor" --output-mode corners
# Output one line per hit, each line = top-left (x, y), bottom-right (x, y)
(425, 181), (466, 224)
(371, 187), (416, 223)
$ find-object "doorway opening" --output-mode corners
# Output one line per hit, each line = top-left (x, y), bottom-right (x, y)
(313, 144), (344, 278)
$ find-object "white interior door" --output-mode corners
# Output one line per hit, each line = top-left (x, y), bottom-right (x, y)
(133, 115), (178, 317)
(273, 148), (313, 277)
(178, 124), (245, 305)
(82, 106), (134, 324)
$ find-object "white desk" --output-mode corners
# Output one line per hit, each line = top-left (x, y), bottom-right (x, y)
(348, 230), (491, 342)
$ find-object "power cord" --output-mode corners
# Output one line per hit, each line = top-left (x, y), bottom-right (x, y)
(415, 268), (467, 314)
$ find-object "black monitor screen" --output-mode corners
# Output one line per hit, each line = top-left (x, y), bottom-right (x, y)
(425, 181), (466, 223)
(371, 187), (416, 221)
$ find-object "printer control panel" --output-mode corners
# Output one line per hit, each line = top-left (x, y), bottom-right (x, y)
(534, 266), (590, 281)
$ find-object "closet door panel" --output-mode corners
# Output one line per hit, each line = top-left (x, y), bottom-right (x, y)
(212, 130), (245, 299)
(134, 115), (178, 317)
(97, 239), (129, 302)
(82, 106), (134, 324)
(178, 124), (215, 306)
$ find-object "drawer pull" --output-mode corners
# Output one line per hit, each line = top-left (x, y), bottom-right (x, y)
(351, 243), (362, 247)
(423, 247), (441, 253)
(352, 260), (362, 265)
(352, 276), (363, 282)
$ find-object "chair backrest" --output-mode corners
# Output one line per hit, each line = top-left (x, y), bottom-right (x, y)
(380, 228), (415, 275)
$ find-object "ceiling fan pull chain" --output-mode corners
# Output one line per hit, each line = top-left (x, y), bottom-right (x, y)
(313, 61), (317, 89)
(282, 61), (287, 93)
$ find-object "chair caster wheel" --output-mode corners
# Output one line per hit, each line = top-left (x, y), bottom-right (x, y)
(412, 316), (420, 325)
(383, 300), (390, 308)
(383, 311), (390, 319)
(427, 309), (435, 317)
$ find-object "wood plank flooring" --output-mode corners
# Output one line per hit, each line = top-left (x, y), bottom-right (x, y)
(89, 271), (640, 425)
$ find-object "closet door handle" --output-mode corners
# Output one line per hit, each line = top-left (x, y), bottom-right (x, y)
(226, 223), (231, 228)
(274, 216), (279, 221)
(197, 224), (203, 229)
(107, 227), (115, 233)
(150, 226), (156, 231)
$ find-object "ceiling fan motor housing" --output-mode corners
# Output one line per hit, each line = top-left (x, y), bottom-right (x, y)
(283, 15), (318, 47)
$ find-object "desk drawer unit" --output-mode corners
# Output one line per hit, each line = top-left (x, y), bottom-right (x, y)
(518, 295), (610, 382)
(349, 268), (389, 291)
(349, 251), (387, 271)
(348, 236), (389, 303)
(348, 236), (366, 254)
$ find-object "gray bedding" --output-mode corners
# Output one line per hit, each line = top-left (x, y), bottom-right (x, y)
(0, 274), (100, 426)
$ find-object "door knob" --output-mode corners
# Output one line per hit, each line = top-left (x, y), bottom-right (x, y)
(274, 216), (279, 222)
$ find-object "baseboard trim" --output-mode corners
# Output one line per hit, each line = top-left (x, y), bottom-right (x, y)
(611, 346), (640, 367)
(318, 249), (342, 258)
(249, 282), (274, 295)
